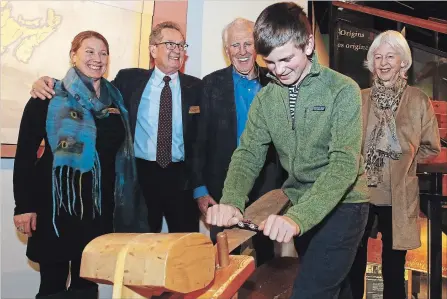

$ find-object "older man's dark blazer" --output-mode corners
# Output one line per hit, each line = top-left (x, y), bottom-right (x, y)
(201, 65), (284, 203)
(111, 68), (204, 190)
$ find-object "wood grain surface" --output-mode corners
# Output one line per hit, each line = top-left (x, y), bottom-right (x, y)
(221, 189), (290, 254)
(155, 255), (255, 299)
(81, 233), (215, 296)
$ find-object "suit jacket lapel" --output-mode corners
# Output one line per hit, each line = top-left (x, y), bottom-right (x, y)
(179, 72), (190, 136)
(224, 66), (238, 149)
(130, 69), (152, 138)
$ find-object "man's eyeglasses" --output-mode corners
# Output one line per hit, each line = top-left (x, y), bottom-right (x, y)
(155, 41), (189, 51)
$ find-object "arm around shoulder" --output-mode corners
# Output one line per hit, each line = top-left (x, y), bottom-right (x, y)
(31, 76), (56, 100)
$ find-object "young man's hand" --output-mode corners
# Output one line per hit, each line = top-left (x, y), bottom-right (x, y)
(259, 215), (300, 243)
(206, 204), (243, 227)
(30, 76), (55, 100)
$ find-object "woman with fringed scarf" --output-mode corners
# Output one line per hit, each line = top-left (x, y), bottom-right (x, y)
(346, 30), (441, 299)
(13, 31), (145, 298)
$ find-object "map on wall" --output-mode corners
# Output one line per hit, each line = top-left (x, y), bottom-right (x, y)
(1, 1), (62, 63)
(0, 0), (153, 150)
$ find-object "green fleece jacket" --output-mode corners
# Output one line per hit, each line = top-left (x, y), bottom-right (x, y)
(220, 55), (369, 235)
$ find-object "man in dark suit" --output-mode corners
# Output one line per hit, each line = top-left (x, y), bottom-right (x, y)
(112, 22), (203, 233)
(194, 18), (284, 265)
(30, 22), (203, 234)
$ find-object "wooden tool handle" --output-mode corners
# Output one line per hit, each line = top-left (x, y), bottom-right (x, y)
(216, 232), (230, 268)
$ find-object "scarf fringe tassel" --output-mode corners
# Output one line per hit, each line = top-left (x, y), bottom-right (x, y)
(51, 153), (102, 237)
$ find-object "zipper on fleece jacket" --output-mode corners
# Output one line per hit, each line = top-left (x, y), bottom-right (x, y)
(291, 88), (305, 131)
(291, 74), (311, 183)
(268, 73), (292, 129)
(290, 70), (313, 130)
(267, 72), (312, 131)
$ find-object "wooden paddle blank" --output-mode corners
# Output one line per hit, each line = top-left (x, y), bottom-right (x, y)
(222, 189), (290, 253)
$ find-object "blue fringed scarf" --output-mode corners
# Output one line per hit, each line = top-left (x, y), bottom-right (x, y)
(46, 67), (139, 236)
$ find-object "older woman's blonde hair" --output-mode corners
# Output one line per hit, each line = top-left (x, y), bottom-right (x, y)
(365, 30), (412, 74)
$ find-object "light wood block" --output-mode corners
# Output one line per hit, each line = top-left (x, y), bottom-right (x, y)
(81, 233), (215, 295)
(81, 233), (143, 284)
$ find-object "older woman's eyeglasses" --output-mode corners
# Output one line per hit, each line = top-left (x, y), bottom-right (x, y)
(156, 41), (189, 51)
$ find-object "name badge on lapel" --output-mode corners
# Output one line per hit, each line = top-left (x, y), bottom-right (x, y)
(189, 106), (200, 114)
(312, 105), (326, 111)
